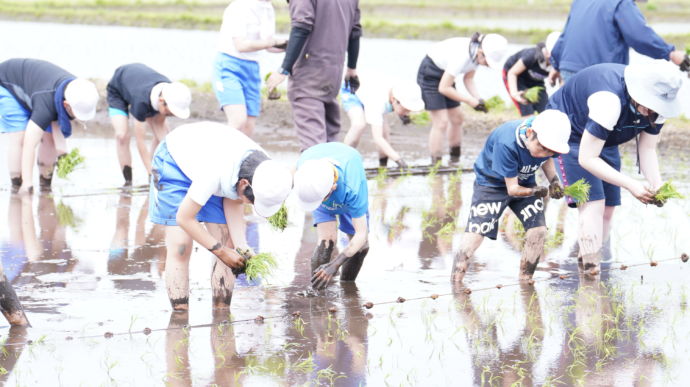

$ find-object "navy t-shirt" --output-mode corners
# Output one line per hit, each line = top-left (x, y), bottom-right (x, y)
(0, 58), (73, 130)
(546, 63), (662, 147)
(503, 43), (549, 86)
(474, 119), (550, 189)
(106, 63), (170, 122)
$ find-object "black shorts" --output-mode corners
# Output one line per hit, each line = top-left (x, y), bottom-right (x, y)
(416, 55), (461, 111)
(465, 183), (546, 240)
(106, 82), (129, 114)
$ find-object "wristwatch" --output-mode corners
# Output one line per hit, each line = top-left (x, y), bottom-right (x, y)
(278, 67), (290, 76)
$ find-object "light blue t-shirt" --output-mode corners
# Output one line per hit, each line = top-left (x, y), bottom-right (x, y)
(297, 143), (368, 218)
(474, 119), (550, 189)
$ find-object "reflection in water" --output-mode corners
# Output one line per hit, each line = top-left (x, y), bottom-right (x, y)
(108, 193), (165, 291)
(0, 327), (28, 382)
(418, 173), (463, 269)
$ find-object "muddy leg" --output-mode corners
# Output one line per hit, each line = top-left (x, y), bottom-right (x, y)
(519, 226), (546, 280)
(340, 239), (369, 281)
(0, 273), (29, 326)
(165, 226), (193, 311)
(447, 106), (464, 163)
(311, 221), (337, 273)
(577, 200), (605, 273)
(206, 223), (235, 309)
(452, 232), (484, 282)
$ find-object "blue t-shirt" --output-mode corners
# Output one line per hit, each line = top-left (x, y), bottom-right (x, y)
(474, 119), (550, 189)
(546, 63), (662, 147)
(297, 143), (368, 218)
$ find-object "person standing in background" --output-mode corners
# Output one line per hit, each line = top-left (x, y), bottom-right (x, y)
(265, 0), (362, 151)
(548, 0), (690, 84)
(214, 0), (287, 138)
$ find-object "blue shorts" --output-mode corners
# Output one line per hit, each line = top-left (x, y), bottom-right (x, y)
(557, 144), (621, 207)
(213, 53), (261, 117)
(149, 141), (226, 225)
(340, 82), (364, 112)
(313, 207), (370, 235)
(0, 86), (30, 133)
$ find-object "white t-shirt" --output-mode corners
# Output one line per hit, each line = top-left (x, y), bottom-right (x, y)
(356, 80), (393, 127)
(166, 122), (265, 206)
(217, 0), (276, 62)
(427, 37), (478, 78)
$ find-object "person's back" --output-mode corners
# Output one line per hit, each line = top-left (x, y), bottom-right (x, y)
(289, 0), (361, 100)
(108, 63), (170, 122)
(551, 0), (673, 74)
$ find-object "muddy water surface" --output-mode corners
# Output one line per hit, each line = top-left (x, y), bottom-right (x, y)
(1, 124), (690, 386)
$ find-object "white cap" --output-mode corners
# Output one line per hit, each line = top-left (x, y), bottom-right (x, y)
(64, 78), (98, 121)
(251, 160), (293, 218)
(480, 33), (508, 69)
(530, 109), (571, 154)
(391, 81), (424, 112)
(624, 60), (683, 118)
(587, 91), (621, 131)
(545, 31), (561, 53)
(161, 82), (192, 119)
(294, 159), (335, 212)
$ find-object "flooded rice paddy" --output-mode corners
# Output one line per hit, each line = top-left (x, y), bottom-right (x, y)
(1, 124), (690, 386)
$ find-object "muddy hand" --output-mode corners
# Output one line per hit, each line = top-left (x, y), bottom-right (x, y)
(679, 54), (690, 74)
(215, 247), (246, 270)
(473, 98), (488, 113)
(344, 74), (360, 93)
(532, 186), (549, 198)
(311, 262), (338, 289)
(395, 158), (408, 170)
(549, 181), (564, 199)
(273, 38), (288, 50)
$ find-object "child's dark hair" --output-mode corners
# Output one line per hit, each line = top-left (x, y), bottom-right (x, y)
(237, 150), (269, 203)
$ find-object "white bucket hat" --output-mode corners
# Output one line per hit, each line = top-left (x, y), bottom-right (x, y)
(624, 60), (683, 118)
(545, 31), (561, 54)
(294, 159), (335, 212)
(64, 78), (99, 121)
(251, 159), (293, 218)
(161, 82), (192, 119)
(480, 33), (508, 69)
(391, 81), (424, 112)
(530, 109), (571, 154)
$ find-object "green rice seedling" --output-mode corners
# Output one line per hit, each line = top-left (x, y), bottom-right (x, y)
(56, 148), (85, 178)
(438, 221), (456, 240)
(56, 201), (81, 228)
(484, 95), (505, 111)
(410, 111), (430, 126)
(523, 86), (544, 103)
(428, 159), (442, 180)
(655, 181), (684, 202)
(686, 46), (690, 55)
(267, 204), (288, 231)
(245, 252), (278, 281)
(563, 178), (591, 205)
(375, 167), (388, 185)
(292, 353), (315, 374)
